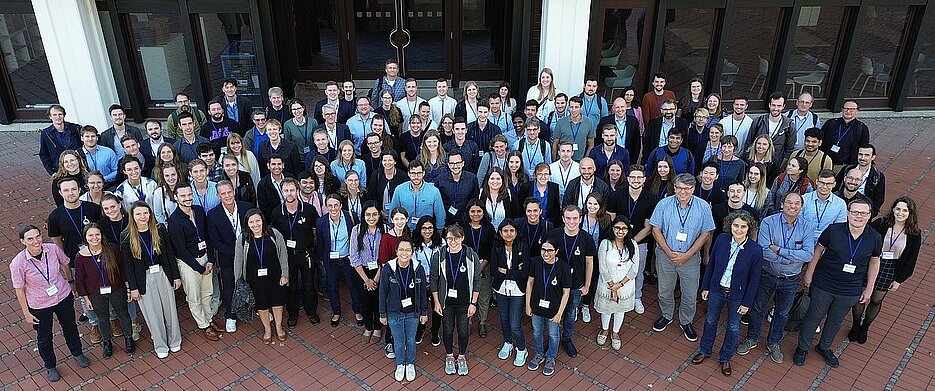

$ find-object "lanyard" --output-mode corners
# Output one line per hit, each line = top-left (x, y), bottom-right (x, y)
(139, 233), (155, 266)
(253, 237), (266, 268)
(728, 239), (745, 264)
(90, 250), (108, 287)
(583, 96), (596, 118)
(887, 227), (905, 251)
(570, 121), (582, 142)
(285, 203), (301, 239)
(227, 207), (240, 234)
(780, 218), (797, 248)
(330, 216), (345, 250)
(297, 119), (310, 147)
(814, 198), (829, 224)
(583, 216), (600, 241)
(366, 229), (379, 261)
(398, 264), (413, 298)
(563, 233), (580, 260)
(108, 219), (124, 242)
(730, 115), (746, 136)
(524, 139), (540, 168)
(189, 212), (203, 241)
(676, 200), (693, 230)
(615, 118), (627, 144)
(348, 195), (361, 218)
(542, 260), (557, 294)
(447, 250), (463, 284)
(410, 184), (422, 215)
(85, 148), (97, 169)
(612, 240), (626, 259)
(470, 226), (483, 253)
(65, 204), (87, 237)
(846, 232), (864, 264)
(626, 194), (638, 220)
(29, 251), (52, 284)
(793, 113), (809, 136)
(837, 120), (855, 145)
(558, 163), (572, 189)
(488, 198), (502, 224)
(526, 223), (542, 244)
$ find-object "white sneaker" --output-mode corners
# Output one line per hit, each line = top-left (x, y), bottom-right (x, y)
(394, 365), (405, 382)
(226, 319), (237, 333)
(634, 299), (645, 314)
(405, 364), (416, 381)
(170, 345), (181, 353)
(581, 306), (592, 323)
(156, 351), (169, 359)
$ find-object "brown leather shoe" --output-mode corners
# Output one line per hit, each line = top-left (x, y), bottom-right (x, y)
(204, 327), (221, 341)
(111, 320), (124, 337)
(720, 362), (732, 376)
(89, 325), (103, 344)
(691, 353), (707, 365)
(209, 321), (225, 334)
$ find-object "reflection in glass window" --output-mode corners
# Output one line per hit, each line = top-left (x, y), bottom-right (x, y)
(909, 8), (935, 98)
(721, 8), (779, 101)
(784, 7), (844, 100)
(199, 13), (258, 98)
(405, 0), (445, 71)
(0, 14), (58, 108)
(127, 13), (195, 107)
(660, 9), (715, 95)
(462, 1), (506, 71)
(599, 8), (646, 95)
(353, 2), (397, 72)
(845, 6), (910, 99)
(295, 0), (341, 71)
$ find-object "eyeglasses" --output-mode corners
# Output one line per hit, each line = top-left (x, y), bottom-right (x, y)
(253, 118), (267, 123)
(613, 226), (629, 231)
(816, 181), (835, 187)
(421, 227), (435, 231)
(448, 160), (464, 166)
(849, 210), (871, 217)
(324, 112), (336, 116)
(541, 248), (556, 253)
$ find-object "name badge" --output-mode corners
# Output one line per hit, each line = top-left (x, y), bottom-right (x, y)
(538, 299), (551, 308)
(303, 146), (311, 154)
(100, 286), (112, 295)
(448, 206), (459, 215)
(411, 217), (419, 225)
(676, 232), (688, 242)
(149, 265), (160, 274)
(257, 268), (269, 277)
(572, 144), (579, 151)
(447, 288), (458, 298)
(198, 241), (207, 251)
(478, 150), (484, 157)
(367, 261), (378, 270)
(286, 240), (297, 248)
(401, 297), (413, 308)
(881, 251), (895, 259)
(830, 144), (841, 153)
(45, 285), (59, 297)
(842, 264), (856, 273)
(330, 251), (340, 259)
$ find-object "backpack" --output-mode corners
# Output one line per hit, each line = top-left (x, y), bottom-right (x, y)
(785, 110), (819, 128)
(517, 138), (549, 160)
(775, 172), (812, 195)
(769, 290), (811, 331)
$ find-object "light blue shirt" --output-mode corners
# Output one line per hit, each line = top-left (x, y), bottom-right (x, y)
(489, 111), (514, 144)
(800, 191), (847, 238)
(757, 213), (816, 277)
(190, 181), (220, 211)
(659, 118), (675, 147)
(349, 225), (382, 268)
(519, 137), (552, 178)
(388, 182), (446, 229)
(330, 215), (350, 257)
(649, 195), (716, 252)
(612, 116), (629, 148)
(330, 159), (368, 188)
(346, 113), (374, 154)
(581, 94), (608, 128)
(83, 145), (119, 183)
(719, 239), (744, 287)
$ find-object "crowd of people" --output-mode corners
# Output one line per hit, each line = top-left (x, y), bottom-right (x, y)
(14, 59), (921, 383)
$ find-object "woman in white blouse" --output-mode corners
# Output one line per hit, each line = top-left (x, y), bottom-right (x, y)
(594, 215), (639, 351)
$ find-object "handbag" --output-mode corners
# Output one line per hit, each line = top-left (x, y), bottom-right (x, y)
(232, 278), (256, 324)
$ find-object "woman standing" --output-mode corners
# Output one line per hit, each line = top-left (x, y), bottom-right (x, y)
(331, 140), (368, 187)
(152, 165), (180, 224)
(520, 163), (561, 225)
(374, 89), (404, 134)
(580, 193), (612, 323)
(605, 160), (627, 194)
(524, 238), (571, 376)
(648, 157), (675, 201)
(234, 209), (289, 346)
(764, 157), (813, 216)
(693, 211), (762, 376)
(704, 93), (728, 126)
(701, 124), (723, 164)
(499, 82), (517, 115)
(594, 216), (639, 351)
(367, 150), (407, 216)
(221, 155), (257, 206)
(79, 171), (109, 205)
(743, 163), (770, 212)
(489, 219), (530, 366)
(339, 170), (368, 226)
(380, 240), (429, 382)
(476, 135), (510, 185)
(678, 78), (705, 122)
(481, 168), (514, 228)
(437, 114), (455, 145)
(526, 68), (563, 120)
(413, 216), (445, 346)
(225, 133), (261, 187)
(51, 150), (88, 206)
(455, 81), (481, 124)
(311, 155), (341, 195)
(505, 151), (529, 200)
(418, 131), (447, 184)
(620, 86), (644, 135)
(713, 135), (747, 192)
(97, 194), (142, 342)
(154, 143), (188, 184)
(744, 135), (779, 185)
(350, 202), (385, 344)
(849, 196), (921, 344)
(75, 223), (134, 357)
(122, 201), (182, 359)
(431, 224), (482, 376)
(463, 199), (496, 338)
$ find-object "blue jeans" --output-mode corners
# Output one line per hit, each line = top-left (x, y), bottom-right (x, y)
(388, 312), (419, 365)
(532, 314), (561, 359)
(699, 287), (742, 363)
(495, 293), (526, 350)
(325, 257), (362, 315)
(561, 288), (582, 342)
(746, 271), (799, 345)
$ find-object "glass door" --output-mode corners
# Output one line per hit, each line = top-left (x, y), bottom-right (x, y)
(588, 1), (654, 99)
(348, 0), (451, 78)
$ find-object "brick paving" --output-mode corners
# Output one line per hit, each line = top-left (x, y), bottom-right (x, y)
(0, 118), (934, 390)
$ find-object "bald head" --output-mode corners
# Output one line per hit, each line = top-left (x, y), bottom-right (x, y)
(579, 157), (596, 181)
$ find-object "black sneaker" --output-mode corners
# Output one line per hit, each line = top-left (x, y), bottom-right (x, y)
(308, 313), (321, 324)
(415, 327), (425, 345)
(652, 316), (672, 332)
(431, 332), (441, 347)
(740, 314), (751, 325)
(561, 340), (577, 358)
(681, 323), (698, 342)
(814, 346), (839, 368)
(287, 317), (298, 328)
(793, 347), (807, 366)
(78, 315), (89, 324)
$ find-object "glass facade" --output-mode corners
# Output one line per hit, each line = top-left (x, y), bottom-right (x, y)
(720, 8), (780, 101)
(844, 6), (911, 99)
(294, 0), (341, 72)
(126, 13), (196, 107)
(784, 6), (845, 100)
(0, 13), (57, 108)
(659, 8), (715, 95)
(600, 8), (647, 94)
(198, 13), (258, 98)
(909, 8), (935, 98)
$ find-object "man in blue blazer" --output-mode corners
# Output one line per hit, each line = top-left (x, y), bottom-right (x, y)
(313, 104), (353, 151)
(206, 180), (252, 333)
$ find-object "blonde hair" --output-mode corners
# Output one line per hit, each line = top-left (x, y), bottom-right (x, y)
(52, 150), (89, 181)
(744, 163), (770, 209)
(463, 81), (479, 101)
(745, 134), (775, 163)
(125, 201), (162, 260)
(419, 130), (447, 170)
(226, 133), (253, 174)
(535, 68), (557, 101)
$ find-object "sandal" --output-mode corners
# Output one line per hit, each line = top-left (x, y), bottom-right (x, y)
(262, 333), (272, 345)
(611, 333), (621, 351)
(596, 331), (609, 346)
(363, 330), (372, 342)
(277, 332), (287, 343)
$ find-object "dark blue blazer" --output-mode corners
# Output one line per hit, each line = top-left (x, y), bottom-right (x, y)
(206, 201), (252, 258)
(140, 137), (177, 160)
(701, 233), (763, 307)
(315, 211), (355, 261)
(597, 114), (642, 161)
(39, 122), (82, 174)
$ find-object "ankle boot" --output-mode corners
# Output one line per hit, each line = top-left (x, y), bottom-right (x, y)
(847, 322), (861, 341)
(125, 336), (136, 355)
(857, 322), (870, 344)
(102, 340), (113, 358)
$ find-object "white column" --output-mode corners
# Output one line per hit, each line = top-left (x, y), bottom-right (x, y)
(538, 0), (592, 95)
(31, 0), (118, 129)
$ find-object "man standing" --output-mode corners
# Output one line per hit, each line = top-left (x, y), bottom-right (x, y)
(551, 96), (594, 161)
(442, 118), (480, 171)
(550, 141), (580, 201)
(712, 181), (760, 228)
(347, 96), (375, 154)
(642, 99), (688, 160)
(173, 112), (210, 164)
(11, 225), (91, 382)
(737, 192), (815, 364)
(834, 144), (885, 217)
(189, 159), (221, 211)
(517, 118), (553, 178)
(271, 178), (321, 327)
(562, 158), (611, 209)
(578, 76), (609, 127)
(99, 104), (143, 158)
(168, 185), (223, 342)
(435, 150), (479, 224)
(487, 94), (514, 144)
(796, 199), (881, 367)
(120, 134), (154, 178)
(547, 205), (597, 358)
(790, 128), (834, 181)
(243, 109), (270, 154)
(265, 87), (291, 125)
(167, 92), (207, 140)
(141, 120), (175, 161)
(587, 124), (629, 179)
(370, 59), (406, 103)
(206, 180), (251, 332)
(79, 126), (119, 185)
(428, 78), (456, 125)
(649, 174), (715, 341)
(216, 78), (254, 131)
(388, 161), (446, 230)
(39, 105), (82, 175)
(314, 104), (353, 152)
(542, 94), (568, 143)
(820, 100), (869, 170)
(786, 91), (821, 150)
(801, 169), (848, 238)
(203, 100), (241, 154)
(718, 96), (754, 152)
(694, 162), (725, 206)
(598, 96), (642, 161)
(835, 167), (873, 212)
(314, 81), (348, 125)
(640, 72), (676, 125)
(748, 93), (795, 162)
(197, 144), (225, 183)
(257, 155), (291, 219)
(395, 78), (425, 126)
(645, 127), (694, 178)
(467, 102), (502, 153)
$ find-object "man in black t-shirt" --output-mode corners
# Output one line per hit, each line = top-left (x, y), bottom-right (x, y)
(712, 182), (760, 228)
(615, 165), (656, 314)
(516, 198), (554, 259)
(524, 238), (571, 376)
(270, 178), (320, 327)
(546, 205), (596, 358)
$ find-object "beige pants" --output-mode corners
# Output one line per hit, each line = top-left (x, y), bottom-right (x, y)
(138, 265), (182, 355)
(178, 255), (215, 329)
